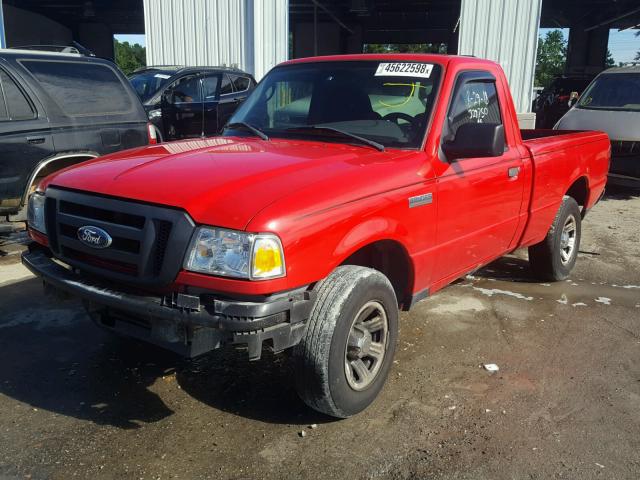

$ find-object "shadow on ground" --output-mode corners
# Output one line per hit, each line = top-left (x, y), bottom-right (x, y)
(0, 279), (179, 429)
(473, 256), (536, 282)
(602, 184), (640, 201)
(0, 277), (331, 429)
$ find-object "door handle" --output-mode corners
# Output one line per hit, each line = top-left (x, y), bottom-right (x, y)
(508, 166), (521, 179)
(26, 136), (45, 145)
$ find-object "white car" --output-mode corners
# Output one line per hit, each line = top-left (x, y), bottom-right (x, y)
(555, 66), (640, 185)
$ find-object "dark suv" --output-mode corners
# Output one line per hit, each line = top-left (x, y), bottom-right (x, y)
(129, 66), (256, 141)
(533, 74), (595, 129)
(0, 49), (153, 219)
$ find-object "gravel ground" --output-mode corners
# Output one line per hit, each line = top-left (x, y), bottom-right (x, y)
(0, 188), (638, 480)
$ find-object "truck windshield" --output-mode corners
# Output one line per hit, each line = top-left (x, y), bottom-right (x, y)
(129, 70), (172, 103)
(578, 72), (640, 112)
(225, 61), (442, 149)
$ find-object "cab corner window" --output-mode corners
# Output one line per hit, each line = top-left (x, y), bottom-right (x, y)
(0, 69), (35, 121)
(448, 80), (502, 137)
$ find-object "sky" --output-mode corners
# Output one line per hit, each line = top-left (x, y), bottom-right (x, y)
(116, 27), (639, 64)
(539, 28), (639, 64)
(114, 34), (146, 47)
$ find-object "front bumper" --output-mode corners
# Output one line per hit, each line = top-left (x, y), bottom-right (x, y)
(22, 246), (315, 359)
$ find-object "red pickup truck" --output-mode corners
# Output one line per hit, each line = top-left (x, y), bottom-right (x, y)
(23, 54), (610, 418)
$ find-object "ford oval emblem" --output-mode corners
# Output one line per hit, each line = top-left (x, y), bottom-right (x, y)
(77, 226), (112, 249)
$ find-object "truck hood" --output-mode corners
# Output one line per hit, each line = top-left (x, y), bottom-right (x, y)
(555, 107), (639, 141)
(45, 136), (415, 230)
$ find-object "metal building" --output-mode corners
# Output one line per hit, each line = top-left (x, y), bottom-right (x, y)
(143, 0), (289, 81)
(140, 0), (542, 121)
(458, 0), (543, 119)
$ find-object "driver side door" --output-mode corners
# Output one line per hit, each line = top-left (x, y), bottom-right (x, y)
(161, 74), (204, 140)
(432, 71), (525, 283)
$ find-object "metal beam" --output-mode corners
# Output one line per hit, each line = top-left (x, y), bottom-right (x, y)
(585, 6), (640, 32)
(313, 2), (318, 55)
(309, 0), (354, 35)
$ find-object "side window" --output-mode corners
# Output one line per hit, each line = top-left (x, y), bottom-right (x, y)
(220, 74), (234, 95)
(448, 80), (502, 137)
(169, 75), (202, 103)
(231, 75), (250, 93)
(202, 75), (219, 100)
(0, 69), (35, 120)
(21, 60), (131, 117)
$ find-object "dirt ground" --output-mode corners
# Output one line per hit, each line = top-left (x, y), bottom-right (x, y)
(0, 188), (639, 480)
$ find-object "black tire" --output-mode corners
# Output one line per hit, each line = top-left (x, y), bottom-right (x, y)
(528, 195), (581, 281)
(293, 266), (398, 418)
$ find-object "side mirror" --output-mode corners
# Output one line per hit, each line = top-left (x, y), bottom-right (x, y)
(442, 123), (505, 161)
(568, 91), (579, 107)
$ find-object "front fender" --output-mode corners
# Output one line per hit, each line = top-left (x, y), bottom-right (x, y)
(334, 216), (406, 259)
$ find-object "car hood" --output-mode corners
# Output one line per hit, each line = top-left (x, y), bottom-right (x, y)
(44, 136), (416, 230)
(555, 107), (640, 141)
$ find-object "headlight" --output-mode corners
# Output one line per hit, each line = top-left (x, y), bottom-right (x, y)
(27, 192), (46, 234)
(183, 227), (285, 280)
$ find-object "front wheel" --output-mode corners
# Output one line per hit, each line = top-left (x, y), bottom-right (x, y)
(293, 266), (398, 418)
(528, 195), (581, 281)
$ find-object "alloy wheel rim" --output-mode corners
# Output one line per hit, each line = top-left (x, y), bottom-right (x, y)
(560, 214), (577, 265)
(344, 300), (389, 391)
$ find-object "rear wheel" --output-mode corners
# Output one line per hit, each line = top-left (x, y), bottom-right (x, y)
(293, 266), (398, 418)
(528, 195), (581, 281)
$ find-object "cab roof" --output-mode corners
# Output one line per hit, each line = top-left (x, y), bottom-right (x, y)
(280, 53), (499, 69)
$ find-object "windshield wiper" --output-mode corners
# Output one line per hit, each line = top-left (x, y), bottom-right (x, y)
(225, 122), (269, 141)
(285, 126), (385, 152)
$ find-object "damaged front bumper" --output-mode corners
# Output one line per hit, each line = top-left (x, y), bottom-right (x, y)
(22, 246), (315, 359)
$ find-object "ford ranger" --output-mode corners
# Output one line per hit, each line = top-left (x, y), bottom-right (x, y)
(22, 54), (610, 418)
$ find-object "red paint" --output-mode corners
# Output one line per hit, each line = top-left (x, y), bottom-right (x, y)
(35, 55), (610, 300)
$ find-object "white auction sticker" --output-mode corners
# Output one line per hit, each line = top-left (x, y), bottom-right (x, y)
(375, 63), (433, 78)
(155, 74), (171, 79)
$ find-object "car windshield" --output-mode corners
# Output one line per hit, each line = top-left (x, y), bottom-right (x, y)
(129, 70), (173, 102)
(225, 61), (442, 149)
(578, 72), (640, 112)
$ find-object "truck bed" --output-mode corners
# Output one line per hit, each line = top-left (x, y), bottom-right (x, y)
(517, 128), (610, 247)
(521, 129), (608, 150)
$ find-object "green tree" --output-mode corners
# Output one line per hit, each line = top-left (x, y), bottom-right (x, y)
(114, 39), (146, 75)
(605, 49), (616, 68)
(535, 30), (567, 88)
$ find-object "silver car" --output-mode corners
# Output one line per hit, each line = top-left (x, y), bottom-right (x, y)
(555, 66), (640, 184)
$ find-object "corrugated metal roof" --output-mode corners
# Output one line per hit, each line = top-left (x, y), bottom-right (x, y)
(143, 0), (288, 80)
(458, 0), (542, 113)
